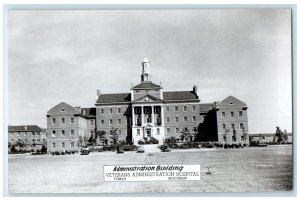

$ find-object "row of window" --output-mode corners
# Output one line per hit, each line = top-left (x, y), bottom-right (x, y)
(166, 105), (196, 112)
(9, 132), (41, 137)
(100, 119), (122, 125)
(222, 123), (245, 130)
(221, 111), (243, 118)
(10, 138), (41, 142)
(51, 130), (75, 137)
(166, 127), (197, 134)
(52, 142), (75, 149)
(52, 117), (94, 126)
(100, 108), (122, 115)
(166, 116), (197, 123)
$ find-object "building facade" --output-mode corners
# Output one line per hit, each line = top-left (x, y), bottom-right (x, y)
(46, 58), (249, 147)
(8, 125), (46, 151)
(46, 102), (96, 152)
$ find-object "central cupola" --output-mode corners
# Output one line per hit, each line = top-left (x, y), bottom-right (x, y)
(141, 57), (151, 82)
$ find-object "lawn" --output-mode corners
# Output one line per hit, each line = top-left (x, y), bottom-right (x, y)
(8, 145), (293, 193)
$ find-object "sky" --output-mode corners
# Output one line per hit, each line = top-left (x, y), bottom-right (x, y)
(7, 9), (292, 133)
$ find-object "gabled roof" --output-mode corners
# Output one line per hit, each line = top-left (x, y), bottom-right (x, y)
(163, 91), (199, 101)
(217, 96), (247, 109)
(47, 102), (80, 116)
(199, 103), (214, 113)
(81, 108), (96, 118)
(8, 125), (43, 132)
(96, 93), (131, 104)
(132, 81), (162, 90)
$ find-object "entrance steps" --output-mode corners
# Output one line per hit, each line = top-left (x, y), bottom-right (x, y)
(143, 144), (161, 153)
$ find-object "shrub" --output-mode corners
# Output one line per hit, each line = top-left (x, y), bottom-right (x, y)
(138, 140), (145, 145)
(224, 144), (228, 149)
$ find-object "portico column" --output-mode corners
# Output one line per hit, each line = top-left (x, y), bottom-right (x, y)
(151, 106), (155, 125)
(160, 105), (165, 126)
(131, 106), (135, 126)
(141, 106), (144, 125)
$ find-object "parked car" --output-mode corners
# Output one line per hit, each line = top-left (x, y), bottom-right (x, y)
(180, 144), (189, 149)
(161, 145), (171, 152)
(137, 146), (145, 153)
(80, 148), (90, 155)
(117, 146), (124, 154)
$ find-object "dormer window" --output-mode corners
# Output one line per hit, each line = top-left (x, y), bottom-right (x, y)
(229, 102), (233, 105)
(61, 108), (65, 112)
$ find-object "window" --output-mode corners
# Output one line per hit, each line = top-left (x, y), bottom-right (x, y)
(32, 139), (35, 142)
(11, 139), (14, 142)
(232, 136), (236, 142)
(183, 106), (187, 111)
(192, 105), (196, 111)
(61, 130), (65, 137)
(175, 117), (179, 123)
(52, 118), (56, 124)
(230, 112), (234, 118)
(61, 142), (65, 149)
(61, 108), (65, 112)
(71, 142), (75, 148)
(62, 118), (65, 124)
(70, 117), (74, 124)
(117, 108), (121, 114)
(229, 102), (233, 105)
(192, 116), (196, 122)
(193, 127), (197, 132)
(118, 119), (121, 124)
(24, 132), (27, 136)
(109, 108), (113, 114)
(176, 128), (179, 133)
(17, 132), (20, 136)
(167, 128), (170, 134)
(118, 130), (121, 135)
(166, 106), (169, 112)
(221, 112), (225, 118)
(37, 138), (40, 142)
(174, 106), (178, 112)
(239, 111), (243, 117)
(109, 119), (113, 125)
(52, 130), (56, 137)
(137, 129), (140, 135)
(166, 117), (170, 123)
(70, 130), (74, 136)
(231, 124), (235, 130)
(157, 128), (160, 135)
(90, 120), (93, 126)
(184, 116), (187, 122)
(223, 124), (226, 130)
(52, 143), (56, 148)
(239, 123), (244, 129)
(101, 120), (104, 125)
(241, 136), (245, 142)
(100, 109), (104, 114)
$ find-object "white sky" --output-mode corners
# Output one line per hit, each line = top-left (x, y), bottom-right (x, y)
(7, 9), (292, 133)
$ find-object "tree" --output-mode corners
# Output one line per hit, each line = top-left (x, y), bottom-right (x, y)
(95, 130), (107, 145)
(109, 128), (119, 145)
(283, 130), (288, 142)
(180, 128), (191, 142)
(78, 136), (83, 147)
(223, 129), (230, 143)
(232, 129), (237, 142)
(88, 134), (94, 144)
(274, 126), (284, 143)
(192, 127), (198, 142)
(242, 127), (248, 143)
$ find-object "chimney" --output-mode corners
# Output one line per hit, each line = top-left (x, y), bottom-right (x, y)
(193, 84), (198, 94)
(24, 126), (27, 131)
(97, 89), (101, 96)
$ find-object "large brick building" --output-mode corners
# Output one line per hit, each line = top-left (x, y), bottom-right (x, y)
(46, 102), (96, 152)
(46, 58), (249, 151)
(8, 125), (46, 151)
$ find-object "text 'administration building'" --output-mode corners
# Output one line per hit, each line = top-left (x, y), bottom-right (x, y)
(46, 58), (249, 151)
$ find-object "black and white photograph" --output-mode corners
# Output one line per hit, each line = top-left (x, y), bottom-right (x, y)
(6, 7), (293, 194)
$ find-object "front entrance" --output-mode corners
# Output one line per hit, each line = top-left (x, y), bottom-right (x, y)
(146, 129), (151, 138)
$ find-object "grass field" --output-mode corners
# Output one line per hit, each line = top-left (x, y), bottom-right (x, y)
(8, 145), (293, 193)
